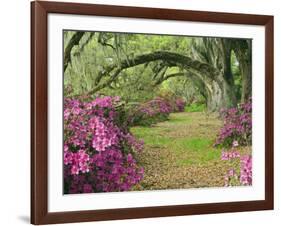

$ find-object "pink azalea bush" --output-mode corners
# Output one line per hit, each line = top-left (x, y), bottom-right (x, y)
(129, 97), (172, 126)
(216, 98), (252, 187)
(63, 96), (144, 194)
(140, 97), (173, 116)
(175, 97), (186, 112)
(130, 96), (186, 126)
(221, 146), (252, 187)
(215, 98), (252, 147)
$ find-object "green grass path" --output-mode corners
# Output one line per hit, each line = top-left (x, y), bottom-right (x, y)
(131, 112), (234, 190)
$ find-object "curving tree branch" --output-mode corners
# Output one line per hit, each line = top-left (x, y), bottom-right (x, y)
(64, 31), (85, 72)
(88, 51), (219, 96)
(73, 32), (95, 57)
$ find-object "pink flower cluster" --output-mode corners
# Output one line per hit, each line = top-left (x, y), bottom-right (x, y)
(64, 96), (144, 194)
(64, 147), (90, 175)
(139, 97), (173, 117)
(90, 116), (119, 152)
(124, 133), (144, 152)
(221, 147), (252, 186)
(64, 147), (144, 193)
(175, 98), (186, 112)
(130, 96), (186, 126)
(240, 155), (252, 185)
(221, 149), (240, 160)
(215, 98), (252, 147)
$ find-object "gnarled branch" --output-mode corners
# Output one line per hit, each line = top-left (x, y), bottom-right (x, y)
(64, 31), (85, 72)
(87, 51), (219, 96)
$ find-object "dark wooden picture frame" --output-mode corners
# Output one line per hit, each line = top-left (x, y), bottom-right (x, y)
(31, 1), (274, 224)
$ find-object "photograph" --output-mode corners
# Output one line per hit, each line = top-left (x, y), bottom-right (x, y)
(63, 30), (252, 194)
(29, 1), (274, 224)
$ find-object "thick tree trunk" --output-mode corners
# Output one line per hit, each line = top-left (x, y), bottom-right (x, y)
(190, 38), (237, 111)
(233, 40), (252, 102)
(238, 53), (252, 103)
(203, 78), (236, 111)
(190, 71), (235, 112)
(205, 80), (223, 111)
(222, 80), (237, 107)
(240, 64), (251, 102)
(221, 40), (237, 108)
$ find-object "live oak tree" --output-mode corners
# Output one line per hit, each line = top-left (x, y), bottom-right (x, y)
(64, 31), (251, 111)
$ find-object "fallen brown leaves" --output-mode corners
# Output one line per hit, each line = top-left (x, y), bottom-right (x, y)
(132, 112), (252, 191)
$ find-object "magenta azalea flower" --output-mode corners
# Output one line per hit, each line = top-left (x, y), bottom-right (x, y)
(63, 96), (144, 194)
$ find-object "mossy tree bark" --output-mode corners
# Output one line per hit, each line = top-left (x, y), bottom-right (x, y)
(233, 40), (252, 102)
(190, 38), (239, 110)
(64, 31), (85, 72)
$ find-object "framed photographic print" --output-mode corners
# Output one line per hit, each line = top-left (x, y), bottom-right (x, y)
(31, 1), (274, 224)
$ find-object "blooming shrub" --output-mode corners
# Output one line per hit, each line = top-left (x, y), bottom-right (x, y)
(157, 91), (186, 113)
(130, 96), (186, 126)
(221, 146), (252, 186)
(215, 98), (252, 148)
(63, 96), (144, 194)
(174, 98), (186, 112)
(239, 155), (252, 185)
(129, 97), (172, 126)
(140, 97), (173, 116)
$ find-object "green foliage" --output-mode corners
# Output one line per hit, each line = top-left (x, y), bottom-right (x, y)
(163, 76), (202, 103)
(231, 50), (242, 100)
(185, 103), (206, 112)
(102, 65), (158, 102)
(64, 31), (194, 98)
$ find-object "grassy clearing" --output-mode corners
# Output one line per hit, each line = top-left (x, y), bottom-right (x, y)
(131, 112), (251, 190)
(184, 103), (206, 112)
(131, 112), (221, 167)
(174, 138), (221, 166)
(132, 125), (221, 166)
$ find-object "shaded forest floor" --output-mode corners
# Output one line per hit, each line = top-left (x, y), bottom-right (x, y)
(131, 112), (251, 190)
